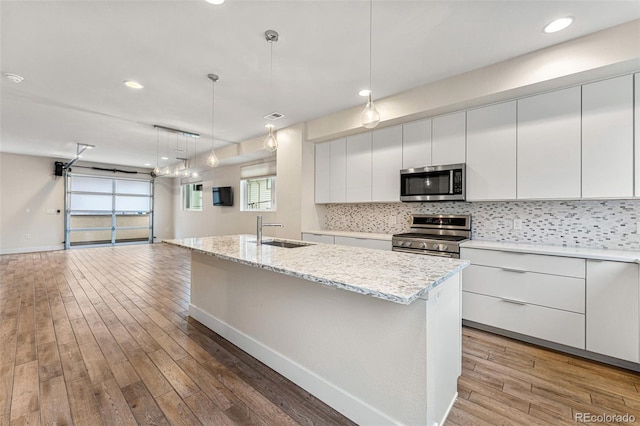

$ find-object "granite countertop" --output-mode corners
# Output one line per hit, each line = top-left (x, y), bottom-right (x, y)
(302, 230), (393, 241)
(461, 240), (640, 263)
(164, 235), (469, 305)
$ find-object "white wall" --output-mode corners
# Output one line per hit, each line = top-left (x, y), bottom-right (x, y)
(0, 153), (173, 254)
(153, 177), (173, 241)
(0, 153), (65, 254)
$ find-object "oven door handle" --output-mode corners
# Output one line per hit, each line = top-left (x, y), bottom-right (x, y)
(392, 247), (456, 258)
(449, 170), (454, 194)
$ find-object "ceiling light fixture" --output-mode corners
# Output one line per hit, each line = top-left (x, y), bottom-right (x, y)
(207, 74), (220, 167)
(124, 80), (144, 89)
(361, 0), (380, 129)
(543, 16), (574, 33)
(3, 73), (24, 83)
(205, 0), (225, 4)
(263, 29), (279, 153)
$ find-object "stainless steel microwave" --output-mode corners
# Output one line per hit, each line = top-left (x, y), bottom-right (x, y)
(400, 163), (466, 202)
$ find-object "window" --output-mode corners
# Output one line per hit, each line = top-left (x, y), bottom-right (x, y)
(240, 176), (276, 211)
(183, 183), (203, 211)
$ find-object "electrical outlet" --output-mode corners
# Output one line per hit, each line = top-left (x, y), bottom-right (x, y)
(24, 234), (30, 240)
(513, 219), (523, 230)
(25, 208), (30, 213)
(388, 215), (397, 225)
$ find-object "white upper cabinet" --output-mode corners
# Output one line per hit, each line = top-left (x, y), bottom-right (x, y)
(582, 75), (634, 199)
(466, 101), (517, 201)
(517, 86), (581, 199)
(372, 126), (403, 202)
(636, 73), (640, 197)
(314, 142), (331, 204)
(346, 132), (372, 202)
(432, 112), (466, 165)
(329, 138), (346, 203)
(402, 119), (431, 169)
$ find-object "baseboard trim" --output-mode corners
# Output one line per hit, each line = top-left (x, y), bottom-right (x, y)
(0, 245), (64, 255)
(189, 303), (401, 425)
(438, 392), (458, 426)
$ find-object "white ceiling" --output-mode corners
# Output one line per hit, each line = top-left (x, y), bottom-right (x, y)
(1, 1), (639, 168)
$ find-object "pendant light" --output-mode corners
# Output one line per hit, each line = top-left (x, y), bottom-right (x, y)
(191, 135), (200, 178)
(264, 29), (279, 152)
(207, 73), (220, 167)
(181, 134), (190, 177)
(361, 0), (380, 129)
(153, 127), (163, 176)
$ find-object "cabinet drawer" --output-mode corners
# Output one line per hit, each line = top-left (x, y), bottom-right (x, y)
(462, 265), (585, 313)
(334, 236), (391, 251)
(301, 233), (335, 244)
(463, 292), (585, 349)
(461, 248), (585, 278)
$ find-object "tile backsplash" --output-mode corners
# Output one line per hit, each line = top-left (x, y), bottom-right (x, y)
(325, 200), (640, 250)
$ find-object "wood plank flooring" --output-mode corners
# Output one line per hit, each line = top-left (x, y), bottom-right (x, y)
(0, 243), (638, 425)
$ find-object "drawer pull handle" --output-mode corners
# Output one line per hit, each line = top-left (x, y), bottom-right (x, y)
(501, 267), (527, 273)
(500, 298), (527, 306)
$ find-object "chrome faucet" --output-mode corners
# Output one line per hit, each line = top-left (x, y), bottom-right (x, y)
(256, 215), (283, 245)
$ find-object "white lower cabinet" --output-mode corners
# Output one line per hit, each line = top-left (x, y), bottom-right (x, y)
(586, 260), (640, 363)
(301, 233), (390, 251)
(301, 233), (335, 244)
(334, 236), (391, 251)
(462, 292), (586, 349)
(461, 247), (586, 349)
(462, 247), (640, 364)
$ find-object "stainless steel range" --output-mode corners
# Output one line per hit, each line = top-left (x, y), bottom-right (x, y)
(392, 214), (471, 258)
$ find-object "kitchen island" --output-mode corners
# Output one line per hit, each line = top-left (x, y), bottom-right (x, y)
(165, 235), (469, 426)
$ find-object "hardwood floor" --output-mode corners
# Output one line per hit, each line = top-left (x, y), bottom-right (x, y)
(1, 243), (639, 425)
(445, 328), (640, 426)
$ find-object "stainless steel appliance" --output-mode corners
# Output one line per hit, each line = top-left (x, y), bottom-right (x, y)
(400, 163), (465, 202)
(392, 214), (471, 258)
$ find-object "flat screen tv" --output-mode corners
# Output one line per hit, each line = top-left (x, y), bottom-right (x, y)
(212, 186), (233, 206)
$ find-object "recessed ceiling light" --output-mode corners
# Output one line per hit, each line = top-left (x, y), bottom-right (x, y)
(265, 124), (275, 129)
(124, 80), (144, 89)
(358, 89), (371, 97)
(144, 163), (151, 166)
(161, 156), (168, 160)
(544, 17), (574, 33)
(3, 73), (24, 83)
(205, 0), (225, 4)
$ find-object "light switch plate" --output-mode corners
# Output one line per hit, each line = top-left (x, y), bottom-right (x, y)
(388, 215), (397, 225)
(513, 219), (523, 230)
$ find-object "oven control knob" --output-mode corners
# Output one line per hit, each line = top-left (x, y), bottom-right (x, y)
(432, 244), (439, 249)
(443, 245), (449, 251)
(419, 242), (427, 249)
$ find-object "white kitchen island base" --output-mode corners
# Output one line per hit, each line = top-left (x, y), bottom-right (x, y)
(189, 251), (462, 426)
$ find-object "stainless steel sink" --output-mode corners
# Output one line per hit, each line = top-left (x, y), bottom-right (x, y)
(260, 240), (310, 248)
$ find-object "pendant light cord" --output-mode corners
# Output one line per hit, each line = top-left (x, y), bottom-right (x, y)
(211, 78), (215, 152)
(155, 127), (159, 169)
(270, 40), (274, 110)
(369, 0), (372, 92)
